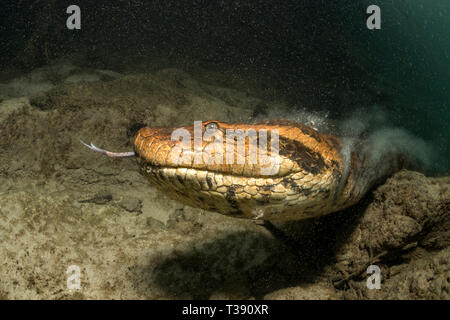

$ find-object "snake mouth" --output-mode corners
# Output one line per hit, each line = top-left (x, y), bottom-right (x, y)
(140, 159), (286, 179)
(141, 162), (284, 190)
(141, 161), (320, 198)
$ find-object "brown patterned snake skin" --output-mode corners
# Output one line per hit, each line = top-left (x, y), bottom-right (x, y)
(129, 119), (405, 221)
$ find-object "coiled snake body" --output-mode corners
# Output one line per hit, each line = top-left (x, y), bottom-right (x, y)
(84, 119), (404, 221)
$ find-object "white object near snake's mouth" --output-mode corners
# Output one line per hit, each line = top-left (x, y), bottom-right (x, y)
(80, 140), (136, 158)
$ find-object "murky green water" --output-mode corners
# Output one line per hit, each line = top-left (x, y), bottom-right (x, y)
(337, 0), (449, 173)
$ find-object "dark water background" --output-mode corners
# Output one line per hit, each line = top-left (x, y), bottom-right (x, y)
(339, 0), (449, 173)
(0, 0), (448, 173)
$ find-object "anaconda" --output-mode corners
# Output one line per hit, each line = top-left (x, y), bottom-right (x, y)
(83, 119), (407, 221)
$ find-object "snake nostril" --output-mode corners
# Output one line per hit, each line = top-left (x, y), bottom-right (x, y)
(127, 122), (147, 138)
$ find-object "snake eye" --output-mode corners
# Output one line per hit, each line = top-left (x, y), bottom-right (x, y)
(205, 122), (218, 132)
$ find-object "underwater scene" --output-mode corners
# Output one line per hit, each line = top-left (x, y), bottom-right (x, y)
(0, 1), (448, 300)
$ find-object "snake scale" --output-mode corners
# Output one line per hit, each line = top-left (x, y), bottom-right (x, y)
(84, 119), (406, 221)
